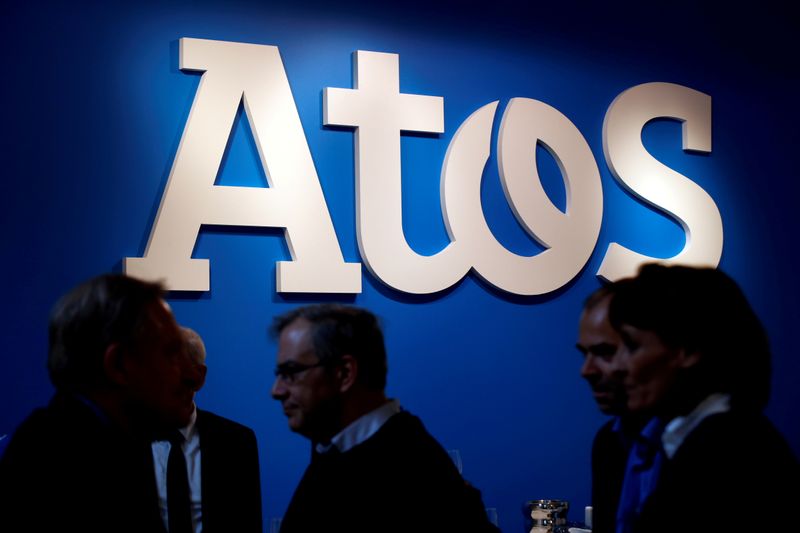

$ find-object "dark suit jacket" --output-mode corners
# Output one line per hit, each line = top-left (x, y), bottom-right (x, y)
(195, 409), (263, 533)
(591, 417), (647, 533)
(0, 393), (163, 533)
(280, 410), (498, 533)
(591, 418), (630, 533)
(634, 410), (800, 533)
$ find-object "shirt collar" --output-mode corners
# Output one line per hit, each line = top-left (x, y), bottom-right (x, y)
(315, 399), (401, 454)
(179, 405), (198, 441)
(661, 393), (731, 459)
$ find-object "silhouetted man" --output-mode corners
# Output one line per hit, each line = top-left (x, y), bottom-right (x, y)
(577, 285), (642, 533)
(270, 303), (498, 533)
(151, 327), (262, 533)
(0, 274), (202, 532)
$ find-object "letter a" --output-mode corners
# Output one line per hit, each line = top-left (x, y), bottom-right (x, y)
(125, 38), (361, 293)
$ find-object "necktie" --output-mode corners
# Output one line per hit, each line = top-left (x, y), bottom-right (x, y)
(167, 431), (193, 533)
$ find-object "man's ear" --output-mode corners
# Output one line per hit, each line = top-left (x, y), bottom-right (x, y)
(103, 343), (127, 386)
(336, 354), (358, 393)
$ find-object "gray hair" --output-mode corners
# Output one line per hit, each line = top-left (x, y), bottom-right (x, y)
(181, 327), (207, 365)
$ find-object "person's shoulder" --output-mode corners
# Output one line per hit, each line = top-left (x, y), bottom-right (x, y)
(592, 417), (621, 448)
(364, 410), (498, 531)
(688, 409), (775, 441)
(376, 409), (430, 441)
(595, 418), (616, 437)
(11, 404), (54, 431)
(676, 409), (798, 472)
(367, 409), (454, 464)
(343, 409), (431, 455)
(5, 394), (83, 444)
(196, 408), (257, 437)
(2, 406), (52, 457)
(697, 410), (794, 449)
(1, 395), (96, 473)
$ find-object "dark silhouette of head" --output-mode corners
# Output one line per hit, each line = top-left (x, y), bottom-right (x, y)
(608, 264), (770, 414)
(48, 274), (202, 432)
(270, 304), (388, 391)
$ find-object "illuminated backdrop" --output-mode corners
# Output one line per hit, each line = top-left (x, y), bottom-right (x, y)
(2, 1), (797, 529)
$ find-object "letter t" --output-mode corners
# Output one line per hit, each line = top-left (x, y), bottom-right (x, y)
(324, 52), (465, 294)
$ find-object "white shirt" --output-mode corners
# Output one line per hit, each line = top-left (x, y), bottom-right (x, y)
(315, 399), (401, 454)
(152, 407), (203, 533)
(661, 393), (731, 459)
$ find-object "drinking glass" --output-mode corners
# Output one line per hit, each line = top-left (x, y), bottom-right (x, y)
(269, 517), (282, 533)
(447, 448), (463, 475)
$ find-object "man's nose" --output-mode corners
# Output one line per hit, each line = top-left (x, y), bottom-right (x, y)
(580, 355), (598, 380)
(271, 377), (287, 399)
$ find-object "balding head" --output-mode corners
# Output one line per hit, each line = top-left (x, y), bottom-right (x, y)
(181, 327), (208, 395)
(181, 327), (207, 366)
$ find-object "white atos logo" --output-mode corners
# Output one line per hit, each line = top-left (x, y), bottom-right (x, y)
(125, 38), (722, 296)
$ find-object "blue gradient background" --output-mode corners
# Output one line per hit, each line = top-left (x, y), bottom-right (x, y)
(2, 1), (798, 530)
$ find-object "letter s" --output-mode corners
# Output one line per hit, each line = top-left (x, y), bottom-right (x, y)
(598, 82), (722, 281)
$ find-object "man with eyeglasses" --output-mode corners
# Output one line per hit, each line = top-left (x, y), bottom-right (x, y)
(270, 304), (498, 532)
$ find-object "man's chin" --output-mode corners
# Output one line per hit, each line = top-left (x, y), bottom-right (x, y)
(597, 405), (616, 416)
(287, 416), (304, 433)
(289, 419), (324, 442)
(159, 404), (196, 431)
(594, 396), (617, 414)
(129, 405), (189, 436)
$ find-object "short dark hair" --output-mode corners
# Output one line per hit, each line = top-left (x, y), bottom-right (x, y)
(582, 285), (614, 312)
(270, 304), (388, 391)
(48, 274), (165, 392)
(608, 263), (771, 411)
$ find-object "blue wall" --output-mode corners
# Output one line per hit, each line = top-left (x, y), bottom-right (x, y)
(2, 1), (798, 530)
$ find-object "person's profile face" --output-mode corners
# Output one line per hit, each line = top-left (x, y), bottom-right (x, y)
(271, 318), (341, 441)
(123, 300), (201, 430)
(618, 324), (684, 415)
(577, 296), (628, 415)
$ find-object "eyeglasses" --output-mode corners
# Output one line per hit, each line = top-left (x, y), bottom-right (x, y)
(273, 361), (327, 384)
